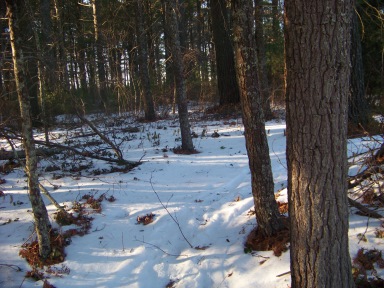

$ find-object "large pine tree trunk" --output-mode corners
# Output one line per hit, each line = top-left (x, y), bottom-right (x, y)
(165, 0), (194, 152)
(6, 0), (51, 259)
(285, 0), (354, 287)
(211, 0), (240, 105)
(349, 9), (369, 126)
(136, 0), (156, 121)
(231, 0), (285, 237)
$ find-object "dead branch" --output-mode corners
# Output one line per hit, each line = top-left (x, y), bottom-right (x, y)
(348, 165), (383, 189)
(348, 197), (383, 218)
(0, 132), (138, 166)
(38, 183), (66, 213)
(75, 112), (123, 161)
(0, 148), (61, 161)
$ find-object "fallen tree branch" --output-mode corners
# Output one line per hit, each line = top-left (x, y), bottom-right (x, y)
(1, 132), (138, 166)
(348, 165), (383, 189)
(38, 182), (66, 213)
(75, 112), (123, 161)
(0, 148), (61, 161)
(348, 197), (383, 218)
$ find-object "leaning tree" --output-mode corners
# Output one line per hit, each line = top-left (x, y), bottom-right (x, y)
(6, 0), (51, 259)
(231, 0), (286, 238)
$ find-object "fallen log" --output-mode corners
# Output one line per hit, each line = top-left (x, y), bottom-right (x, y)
(0, 148), (61, 161)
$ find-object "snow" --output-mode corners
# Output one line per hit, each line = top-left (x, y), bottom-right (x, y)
(0, 112), (383, 287)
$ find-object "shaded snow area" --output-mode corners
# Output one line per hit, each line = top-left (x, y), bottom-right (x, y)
(0, 112), (383, 288)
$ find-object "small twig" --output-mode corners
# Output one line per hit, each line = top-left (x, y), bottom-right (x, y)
(272, 139), (287, 170)
(18, 276), (26, 288)
(216, 271), (233, 288)
(22, 230), (36, 247)
(92, 224), (106, 232)
(166, 194), (174, 209)
(135, 237), (187, 257)
(358, 216), (371, 245)
(276, 271), (291, 277)
(251, 253), (270, 259)
(0, 263), (22, 271)
(149, 174), (194, 249)
(122, 232), (125, 252)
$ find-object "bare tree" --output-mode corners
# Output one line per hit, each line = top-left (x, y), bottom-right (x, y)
(285, 0), (355, 286)
(6, 0), (51, 259)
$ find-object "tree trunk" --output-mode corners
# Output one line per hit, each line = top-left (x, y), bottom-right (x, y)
(284, 0), (355, 287)
(161, 0), (175, 105)
(92, 0), (106, 107)
(231, 0), (285, 237)
(75, 3), (89, 97)
(6, 0), (51, 259)
(254, 0), (273, 120)
(136, 0), (156, 121)
(40, 0), (56, 88)
(349, 9), (369, 126)
(210, 0), (240, 105)
(52, 0), (70, 92)
(165, 0), (194, 152)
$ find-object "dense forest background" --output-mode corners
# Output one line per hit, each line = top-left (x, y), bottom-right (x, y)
(1, 1), (384, 286)
(0, 0), (382, 127)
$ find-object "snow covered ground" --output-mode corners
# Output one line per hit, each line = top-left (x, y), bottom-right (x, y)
(0, 111), (383, 287)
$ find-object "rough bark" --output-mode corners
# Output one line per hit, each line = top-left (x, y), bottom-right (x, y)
(254, 0), (273, 119)
(349, 9), (369, 126)
(231, 0), (285, 237)
(164, 0), (194, 152)
(210, 0), (240, 105)
(6, 0), (51, 259)
(136, 0), (156, 121)
(284, 0), (355, 287)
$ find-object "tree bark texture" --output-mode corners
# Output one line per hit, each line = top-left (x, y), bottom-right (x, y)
(231, 0), (285, 237)
(165, 0), (194, 151)
(254, 0), (273, 119)
(349, 9), (369, 126)
(210, 0), (240, 105)
(6, 0), (51, 259)
(284, 0), (355, 287)
(136, 0), (156, 121)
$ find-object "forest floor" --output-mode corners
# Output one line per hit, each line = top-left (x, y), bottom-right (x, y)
(0, 107), (383, 288)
